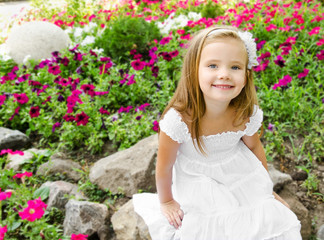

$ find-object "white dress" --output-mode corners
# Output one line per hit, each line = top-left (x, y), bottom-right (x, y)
(133, 106), (302, 240)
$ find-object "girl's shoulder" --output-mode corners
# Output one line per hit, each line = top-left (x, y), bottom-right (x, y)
(159, 108), (191, 143)
(244, 105), (263, 136)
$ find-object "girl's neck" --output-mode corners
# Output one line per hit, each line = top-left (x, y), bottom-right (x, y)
(204, 101), (232, 119)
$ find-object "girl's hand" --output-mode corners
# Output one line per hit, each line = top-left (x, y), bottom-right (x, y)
(160, 199), (184, 229)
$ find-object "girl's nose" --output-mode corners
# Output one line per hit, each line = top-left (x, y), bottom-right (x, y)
(218, 67), (230, 80)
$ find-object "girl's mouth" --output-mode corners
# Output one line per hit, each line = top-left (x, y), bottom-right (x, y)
(212, 84), (234, 89)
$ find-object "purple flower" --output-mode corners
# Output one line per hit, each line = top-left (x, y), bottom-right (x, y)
(73, 52), (83, 61)
(316, 50), (324, 60)
(52, 122), (61, 132)
(257, 40), (266, 50)
(131, 59), (145, 71)
(0, 95), (6, 106)
(136, 115), (142, 120)
(268, 123), (274, 132)
(48, 65), (61, 75)
(274, 55), (285, 67)
(152, 120), (159, 132)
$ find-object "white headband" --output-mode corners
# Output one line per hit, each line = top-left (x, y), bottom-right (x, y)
(207, 29), (258, 69)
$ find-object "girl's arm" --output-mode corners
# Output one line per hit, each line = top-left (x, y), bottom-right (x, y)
(242, 133), (290, 209)
(156, 131), (184, 228)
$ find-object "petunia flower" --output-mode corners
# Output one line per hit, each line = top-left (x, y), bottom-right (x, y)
(13, 171), (33, 179)
(159, 36), (172, 45)
(13, 93), (29, 104)
(75, 112), (90, 126)
(152, 120), (159, 132)
(0, 149), (24, 156)
(308, 27), (320, 36)
(71, 233), (88, 240)
(131, 59), (145, 71)
(0, 188), (12, 201)
(297, 69), (309, 78)
(0, 225), (7, 240)
(272, 75), (292, 90)
(265, 24), (277, 31)
(316, 39), (324, 46)
(316, 50), (324, 60)
(274, 55), (286, 67)
(63, 114), (75, 122)
(256, 40), (266, 50)
(9, 106), (21, 121)
(48, 65), (61, 75)
(52, 122), (61, 132)
(99, 107), (110, 115)
(0, 95), (6, 106)
(30, 106), (40, 118)
(19, 197), (47, 222)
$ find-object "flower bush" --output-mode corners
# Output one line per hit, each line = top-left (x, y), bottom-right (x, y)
(0, 0), (323, 238)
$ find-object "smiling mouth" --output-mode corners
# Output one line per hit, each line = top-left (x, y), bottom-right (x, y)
(212, 84), (234, 89)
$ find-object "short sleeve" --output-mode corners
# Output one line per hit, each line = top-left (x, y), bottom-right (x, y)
(244, 105), (263, 136)
(159, 108), (190, 143)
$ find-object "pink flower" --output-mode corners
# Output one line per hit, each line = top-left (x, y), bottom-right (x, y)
(265, 24), (277, 31)
(159, 36), (172, 45)
(71, 233), (88, 240)
(274, 55), (285, 67)
(268, 123), (274, 132)
(317, 39), (324, 46)
(19, 197), (47, 222)
(99, 107), (110, 115)
(30, 106), (40, 118)
(13, 93), (29, 104)
(52, 122), (61, 132)
(152, 120), (159, 132)
(0, 149), (24, 156)
(0, 225), (7, 240)
(0, 188), (12, 201)
(272, 75), (292, 90)
(0, 95), (6, 106)
(75, 112), (90, 126)
(131, 59), (145, 71)
(297, 69), (309, 78)
(48, 65), (61, 75)
(308, 27), (320, 36)
(317, 50), (324, 60)
(256, 40), (266, 50)
(63, 114), (75, 122)
(13, 171), (33, 179)
(81, 84), (96, 97)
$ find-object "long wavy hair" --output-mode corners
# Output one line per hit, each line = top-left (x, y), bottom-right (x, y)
(161, 25), (258, 154)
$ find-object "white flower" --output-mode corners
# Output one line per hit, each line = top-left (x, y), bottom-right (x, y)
(80, 36), (95, 46)
(23, 55), (31, 64)
(73, 27), (84, 38)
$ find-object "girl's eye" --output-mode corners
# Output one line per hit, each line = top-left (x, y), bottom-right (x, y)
(232, 66), (241, 70)
(208, 64), (217, 69)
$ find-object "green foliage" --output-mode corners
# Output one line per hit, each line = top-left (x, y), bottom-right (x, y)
(94, 15), (161, 63)
(200, 1), (225, 19)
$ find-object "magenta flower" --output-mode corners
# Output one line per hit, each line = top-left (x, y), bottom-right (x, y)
(265, 24), (277, 31)
(0, 95), (6, 106)
(13, 171), (33, 179)
(48, 65), (61, 75)
(30, 106), (40, 118)
(71, 233), (88, 240)
(73, 52), (83, 61)
(274, 55), (285, 67)
(256, 40), (266, 50)
(99, 107), (110, 115)
(308, 27), (320, 36)
(52, 122), (61, 132)
(9, 106), (21, 121)
(272, 75), (292, 90)
(317, 39), (324, 46)
(253, 60), (269, 72)
(152, 120), (159, 132)
(81, 84), (96, 97)
(268, 123), (274, 132)
(316, 50), (324, 60)
(61, 56), (70, 66)
(75, 112), (90, 126)
(99, 62), (113, 74)
(159, 36), (172, 45)
(151, 66), (159, 78)
(126, 75), (136, 85)
(13, 93), (29, 104)
(0, 188), (12, 201)
(0, 149), (24, 156)
(170, 50), (179, 58)
(0, 225), (7, 240)
(19, 197), (47, 222)
(118, 106), (133, 113)
(297, 69), (309, 78)
(63, 114), (75, 122)
(131, 59), (145, 71)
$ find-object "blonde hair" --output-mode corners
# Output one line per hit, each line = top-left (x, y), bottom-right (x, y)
(161, 25), (258, 154)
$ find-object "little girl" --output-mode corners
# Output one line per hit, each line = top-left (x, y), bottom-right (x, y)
(133, 25), (302, 240)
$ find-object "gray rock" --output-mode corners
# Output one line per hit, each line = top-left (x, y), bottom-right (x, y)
(40, 181), (87, 210)
(63, 199), (109, 237)
(89, 134), (158, 197)
(0, 127), (30, 150)
(318, 224), (324, 240)
(6, 148), (49, 171)
(111, 199), (151, 240)
(6, 21), (70, 64)
(268, 164), (292, 192)
(279, 185), (312, 239)
(37, 158), (82, 182)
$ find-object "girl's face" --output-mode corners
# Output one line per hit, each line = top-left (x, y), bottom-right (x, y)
(198, 37), (247, 106)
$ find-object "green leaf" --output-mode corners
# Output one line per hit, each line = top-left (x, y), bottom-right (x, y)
(8, 221), (21, 231)
(33, 186), (50, 200)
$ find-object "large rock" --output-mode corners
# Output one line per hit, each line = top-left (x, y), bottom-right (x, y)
(37, 156), (82, 182)
(6, 21), (70, 64)
(318, 224), (324, 240)
(40, 181), (87, 211)
(0, 127), (30, 150)
(89, 134), (158, 197)
(6, 148), (49, 171)
(63, 200), (109, 237)
(111, 199), (151, 240)
(268, 164), (292, 192)
(279, 184), (312, 239)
